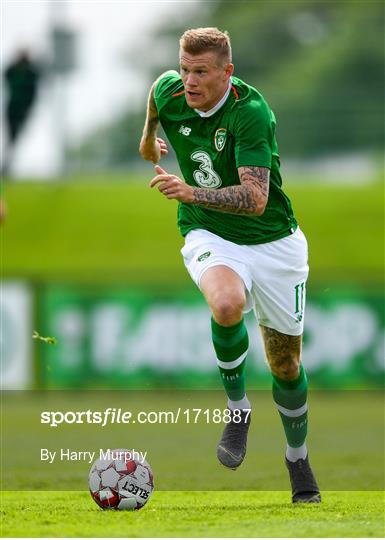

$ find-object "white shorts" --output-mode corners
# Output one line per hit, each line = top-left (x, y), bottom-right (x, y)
(181, 228), (309, 336)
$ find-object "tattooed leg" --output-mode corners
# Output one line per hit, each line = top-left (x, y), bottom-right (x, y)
(261, 325), (311, 467)
(260, 325), (302, 380)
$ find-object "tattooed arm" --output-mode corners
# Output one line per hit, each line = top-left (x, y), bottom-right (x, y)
(139, 81), (168, 164)
(150, 165), (270, 216)
(192, 166), (270, 215)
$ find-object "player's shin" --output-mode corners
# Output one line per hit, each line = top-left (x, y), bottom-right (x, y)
(212, 317), (251, 468)
(272, 364), (308, 461)
(211, 317), (250, 410)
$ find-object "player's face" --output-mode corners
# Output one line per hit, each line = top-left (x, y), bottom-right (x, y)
(179, 50), (234, 112)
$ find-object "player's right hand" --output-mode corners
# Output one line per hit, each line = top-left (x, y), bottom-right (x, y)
(157, 137), (168, 158)
(139, 137), (168, 164)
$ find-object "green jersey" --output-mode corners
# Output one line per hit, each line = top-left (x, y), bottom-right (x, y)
(154, 70), (297, 245)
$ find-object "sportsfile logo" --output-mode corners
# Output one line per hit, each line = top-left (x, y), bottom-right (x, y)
(179, 125), (191, 136)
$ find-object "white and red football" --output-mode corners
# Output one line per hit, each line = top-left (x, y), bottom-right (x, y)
(89, 449), (154, 510)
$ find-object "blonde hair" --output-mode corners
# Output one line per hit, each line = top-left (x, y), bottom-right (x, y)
(179, 27), (232, 65)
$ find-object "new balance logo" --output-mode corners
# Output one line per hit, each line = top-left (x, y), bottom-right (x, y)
(179, 125), (191, 136)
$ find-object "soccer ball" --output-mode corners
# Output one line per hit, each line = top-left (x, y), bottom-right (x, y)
(89, 449), (154, 510)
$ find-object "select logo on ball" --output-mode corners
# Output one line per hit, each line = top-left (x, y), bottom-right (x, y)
(88, 449), (154, 510)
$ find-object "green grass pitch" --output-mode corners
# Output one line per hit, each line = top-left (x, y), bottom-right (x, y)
(1, 490), (384, 537)
(2, 392), (384, 537)
(3, 391), (384, 492)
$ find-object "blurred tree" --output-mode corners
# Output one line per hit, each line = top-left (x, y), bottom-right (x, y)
(73, 0), (384, 166)
(203, 0), (384, 156)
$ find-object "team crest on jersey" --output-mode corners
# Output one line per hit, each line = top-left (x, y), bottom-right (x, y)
(214, 128), (227, 151)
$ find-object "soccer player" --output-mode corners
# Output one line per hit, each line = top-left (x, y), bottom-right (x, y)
(139, 27), (320, 503)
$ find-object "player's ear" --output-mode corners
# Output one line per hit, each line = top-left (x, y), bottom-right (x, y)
(224, 63), (234, 80)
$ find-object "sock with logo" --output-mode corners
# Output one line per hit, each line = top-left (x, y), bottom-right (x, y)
(272, 364), (308, 459)
(211, 317), (250, 406)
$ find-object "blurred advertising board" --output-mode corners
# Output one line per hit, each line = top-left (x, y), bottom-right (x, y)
(37, 285), (384, 389)
(0, 282), (33, 389)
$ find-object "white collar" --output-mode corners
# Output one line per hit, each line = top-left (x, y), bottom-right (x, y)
(194, 79), (232, 118)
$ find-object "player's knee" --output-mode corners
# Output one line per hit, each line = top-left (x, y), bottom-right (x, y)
(211, 292), (245, 326)
(270, 355), (300, 381)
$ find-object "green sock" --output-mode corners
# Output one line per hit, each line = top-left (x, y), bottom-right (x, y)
(272, 364), (308, 448)
(211, 317), (249, 401)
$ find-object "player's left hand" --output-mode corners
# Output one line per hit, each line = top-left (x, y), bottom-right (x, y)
(150, 165), (194, 203)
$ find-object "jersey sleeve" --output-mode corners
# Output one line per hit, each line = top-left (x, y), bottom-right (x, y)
(153, 70), (183, 114)
(233, 99), (275, 169)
